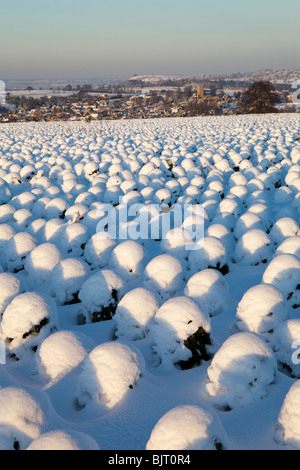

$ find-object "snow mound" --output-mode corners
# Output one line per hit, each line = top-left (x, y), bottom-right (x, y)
(185, 269), (229, 317)
(275, 236), (300, 260)
(235, 284), (288, 340)
(188, 237), (228, 275)
(206, 332), (277, 410)
(4, 232), (37, 272)
(0, 386), (51, 450)
(143, 254), (184, 300)
(27, 218), (46, 241)
(26, 430), (100, 450)
(234, 229), (273, 265)
(0, 178), (12, 204)
(0, 292), (58, 360)
(150, 296), (212, 369)
(13, 208), (33, 230)
(262, 254), (300, 308)
(78, 270), (124, 323)
(0, 205), (16, 224)
(0, 273), (22, 315)
(146, 404), (228, 450)
(35, 330), (96, 382)
(44, 197), (69, 220)
(216, 196), (241, 218)
(83, 233), (117, 269)
(109, 240), (148, 281)
(50, 258), (89, 305)
(0, 224), (16, 256)
(113, 287), (160, 340)
(276, 381), (300, 449)
(65, 204), (89, 223)
(59, 222), (89, 258)
(269, 217), (299, 246)
(75, 342), (143, 409)
(271, 319), (300, 378)
(41, 218), (64, 244)
(160, 228), (194, 260)
(24, 243), (62, 288)
(248, 203), (273, 230)
(205, 223), (234, 252)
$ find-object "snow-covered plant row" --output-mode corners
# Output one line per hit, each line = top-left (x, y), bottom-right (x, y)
(0, 114), (299, 450)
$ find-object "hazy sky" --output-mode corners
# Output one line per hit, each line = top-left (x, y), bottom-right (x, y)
(1, 0), (299, 79)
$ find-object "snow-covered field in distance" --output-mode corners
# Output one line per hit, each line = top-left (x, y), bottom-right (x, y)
(0, 114), (300, 450)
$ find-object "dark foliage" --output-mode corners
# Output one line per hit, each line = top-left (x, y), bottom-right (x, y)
(238, 81), (280, 114)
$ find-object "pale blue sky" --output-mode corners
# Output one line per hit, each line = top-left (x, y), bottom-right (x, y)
(1, 0), (299, 79)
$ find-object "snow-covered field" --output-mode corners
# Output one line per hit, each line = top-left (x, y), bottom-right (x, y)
(0, 114), (300, 450)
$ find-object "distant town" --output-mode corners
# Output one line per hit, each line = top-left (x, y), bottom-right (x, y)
(1, 69), (299, 123)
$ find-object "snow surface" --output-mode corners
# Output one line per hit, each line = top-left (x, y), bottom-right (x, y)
(0, 114), (299, 449)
